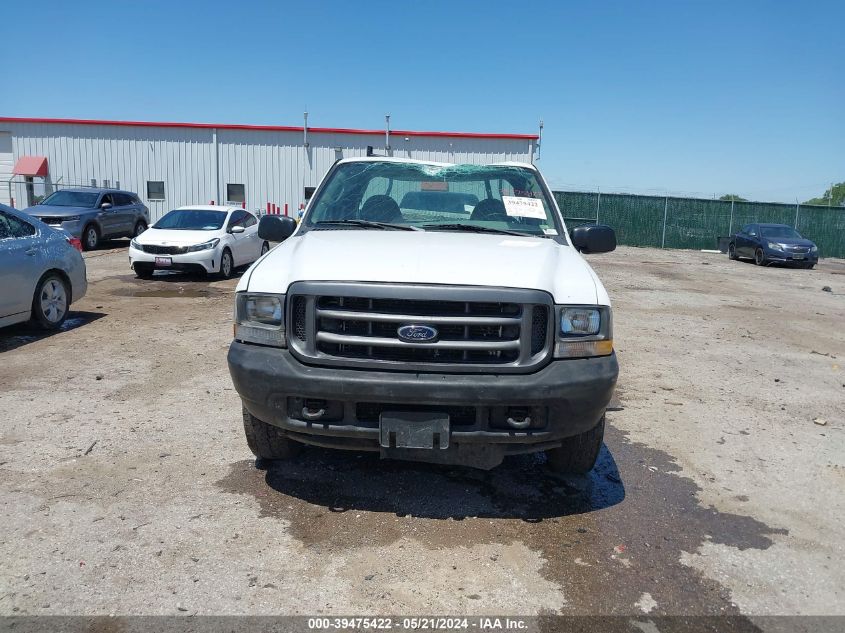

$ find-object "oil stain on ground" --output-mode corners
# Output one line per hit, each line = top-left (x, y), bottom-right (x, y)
(217, 422), (786, 622)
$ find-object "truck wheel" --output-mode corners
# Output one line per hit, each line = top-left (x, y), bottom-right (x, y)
(546, 415), (605, 474)
(242, 406), (302, 460)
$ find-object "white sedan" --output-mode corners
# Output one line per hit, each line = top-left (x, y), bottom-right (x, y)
(129, 205), (269, 279)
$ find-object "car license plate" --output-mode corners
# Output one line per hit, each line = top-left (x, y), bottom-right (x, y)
(155, 257), (172, 267)
(379, 411), (450, 449)
(791, 254), (804, 260)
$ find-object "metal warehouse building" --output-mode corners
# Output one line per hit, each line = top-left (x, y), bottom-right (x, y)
(0, 117), (538, 221)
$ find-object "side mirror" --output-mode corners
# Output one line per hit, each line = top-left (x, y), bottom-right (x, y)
(569, 224), (616, 254)
(258, 215), (297, 242)
(230, 225), (246, 234)
(100, 202), (112, 210)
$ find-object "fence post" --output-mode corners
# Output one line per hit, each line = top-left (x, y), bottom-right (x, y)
(794, 202), (799, 228)
(729, 199), (734, 235)
(661, 196), (669, 248)
(595, 189), (601, 224)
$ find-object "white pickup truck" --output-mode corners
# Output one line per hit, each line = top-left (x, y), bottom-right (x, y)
(227, 158), (618, 472)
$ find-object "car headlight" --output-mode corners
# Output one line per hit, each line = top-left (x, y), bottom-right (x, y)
(61, 215), (81, 222)
(186, 238), (220, 253)
(811, 245), (818, 253)
(234, 293), (286, 347)
(555, 305), (613, 358)
(767, 242), (783, 251)
(130, 238), (140, 250)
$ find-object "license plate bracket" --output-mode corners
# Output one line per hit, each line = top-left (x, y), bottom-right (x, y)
(155, 256), (172, 267)
(379, 411), (450, 450)
(791, 254), (804, 260)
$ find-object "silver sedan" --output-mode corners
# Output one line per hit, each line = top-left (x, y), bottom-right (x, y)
(0, 203), (87, 330)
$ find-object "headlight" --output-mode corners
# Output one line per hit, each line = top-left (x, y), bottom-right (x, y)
(62, 215), (80, 222)
(187, 238), (220, 253)
(234, 293), (286, 347)
(555, 305), (613, 358)
(130, 238), (140, 250)
(767, 242), (783, 251)
(811, 245), (818, 253)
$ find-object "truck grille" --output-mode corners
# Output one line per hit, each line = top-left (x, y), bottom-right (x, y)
(140, 244), (190, 255)
(287, 282), (552, 373)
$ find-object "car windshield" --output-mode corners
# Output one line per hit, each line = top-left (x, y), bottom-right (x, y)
(40, 191), (99, 207)
(760, 226), (802, 239)
(154, 209), (227, 230)
(303, 161), (562, 238)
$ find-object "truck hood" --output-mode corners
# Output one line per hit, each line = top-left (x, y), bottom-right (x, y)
(242, 230), (608, 305)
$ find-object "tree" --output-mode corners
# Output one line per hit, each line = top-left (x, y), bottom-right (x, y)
(719, 194), (748, 202)
(804, 182), (845, 207)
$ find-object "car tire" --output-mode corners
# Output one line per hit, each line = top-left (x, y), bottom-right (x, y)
(728, 243), (738, 260)
(31, 273), (70, 330)
(805, 263), (815, 270)
(754, 248), (767, 266)
(82, 224), (99, 251)
(242, 406), (302, 461)
(546, 415), (605, 475)
(218, 248), (234, 279)
(134, 266), (154, 279)
(132, 220), (148, 238)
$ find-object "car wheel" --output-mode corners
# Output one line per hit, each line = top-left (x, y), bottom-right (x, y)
(805, 263), (815, 270)
(82, 224), (99, 251)
(218, 248), (234, 279)
(134, 266), (154, 279)
(546, 415), (605, 475)
(728, 243), (738, 260)
(133, 220), (148, 237)
(754, 248), (767, 266)
(260, 241), (270, 257)
(242, 406), (302, 461)
(31, 273), (70, 330)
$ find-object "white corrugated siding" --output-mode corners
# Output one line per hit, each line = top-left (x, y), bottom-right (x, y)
(2, 122), (534, 221)
(0, 132), (12, 206)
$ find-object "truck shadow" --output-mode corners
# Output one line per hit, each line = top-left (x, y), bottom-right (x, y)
(241, 439), (624, 521)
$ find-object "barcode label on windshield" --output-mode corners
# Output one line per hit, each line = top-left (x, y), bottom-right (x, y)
(503, 196), (546, 219)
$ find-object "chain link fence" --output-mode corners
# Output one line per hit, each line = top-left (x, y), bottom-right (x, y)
(554, 191), (845, 259)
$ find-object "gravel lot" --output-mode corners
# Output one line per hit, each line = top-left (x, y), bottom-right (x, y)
(0, 243), (843, 624)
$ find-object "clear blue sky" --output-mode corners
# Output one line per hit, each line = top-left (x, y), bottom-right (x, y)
(3, 0), (842, 202)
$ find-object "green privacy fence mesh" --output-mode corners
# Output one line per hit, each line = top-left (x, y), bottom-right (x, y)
(553, 191), (845, 258)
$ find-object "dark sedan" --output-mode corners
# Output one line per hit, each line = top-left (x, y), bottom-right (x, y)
(728, 223), (818, 269)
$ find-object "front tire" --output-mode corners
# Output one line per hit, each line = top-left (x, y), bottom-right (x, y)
(134, 266), (154, 279)
(132, 220), (147, 237)
(218, 248), (234, 279)
(32, 274), (70, 330)
(82, 224), (99, 251)
(546, 415), (605, 475)
(728, 243), (738, 260)
(242, 406), (302, 460)
(754, 248), (767, 266)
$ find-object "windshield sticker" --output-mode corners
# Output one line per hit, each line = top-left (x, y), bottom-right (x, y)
(503, 195), (546, 219)
(543, 228), (558, 235)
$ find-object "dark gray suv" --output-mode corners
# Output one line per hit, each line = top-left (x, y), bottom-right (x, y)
(24, 188), (150, 250)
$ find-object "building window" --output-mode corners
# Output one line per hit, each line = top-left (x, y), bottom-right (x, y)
(147, 181), (165, 200)
(227, 184), (245, 204)
(304, 186), (316, 201)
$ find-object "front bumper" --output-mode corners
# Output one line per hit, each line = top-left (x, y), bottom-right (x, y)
(764, 247), (818, 264)
(129, 245), (220, 273)
(227, 342), (618, 468)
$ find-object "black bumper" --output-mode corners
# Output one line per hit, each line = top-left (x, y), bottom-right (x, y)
(228, 342), (618, 467)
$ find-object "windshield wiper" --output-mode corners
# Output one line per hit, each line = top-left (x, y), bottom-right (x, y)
(314, 220), (420, 231)
(422, 223), (534, 237)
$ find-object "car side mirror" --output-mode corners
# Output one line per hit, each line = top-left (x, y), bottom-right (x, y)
(230, 225), (245, 234)
(569, 224), (616, 254)
(258, 215), (296, 242)
(100, 202), (112, 210)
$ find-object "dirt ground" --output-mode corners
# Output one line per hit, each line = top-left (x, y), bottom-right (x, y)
(0, 242), (843, 626)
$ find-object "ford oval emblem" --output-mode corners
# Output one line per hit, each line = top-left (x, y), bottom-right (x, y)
(397, 324), (439, 343)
